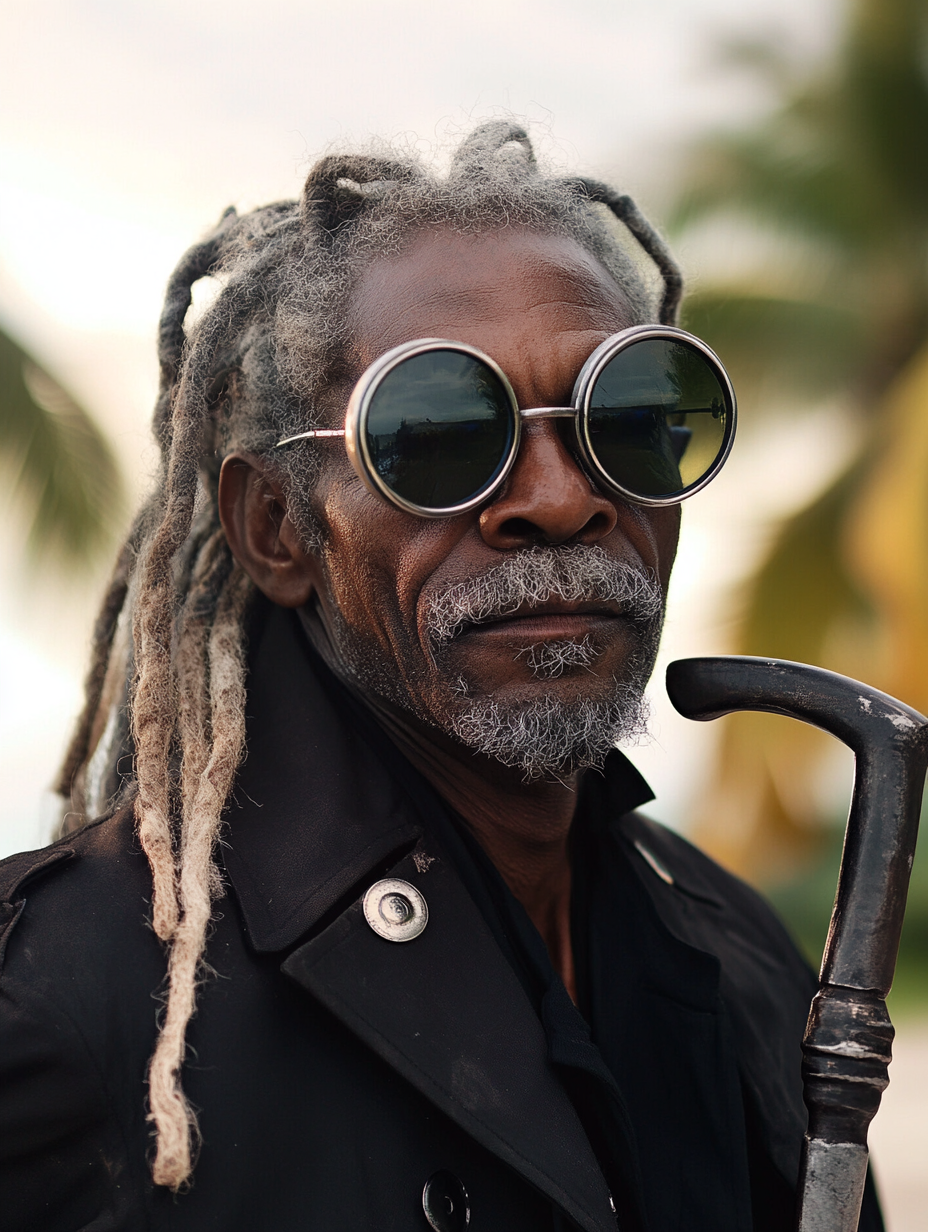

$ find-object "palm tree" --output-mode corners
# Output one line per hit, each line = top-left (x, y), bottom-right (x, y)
(0, 325), (122, 566)
(669, 0), (928, 883)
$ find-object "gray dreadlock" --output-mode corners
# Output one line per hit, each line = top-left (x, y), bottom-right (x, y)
(56, 120), (682, 1191)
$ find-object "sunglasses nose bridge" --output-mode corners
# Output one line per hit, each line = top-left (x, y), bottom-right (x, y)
(519, 406), (577, 422)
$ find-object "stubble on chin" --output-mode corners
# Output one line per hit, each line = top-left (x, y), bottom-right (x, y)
(432, 621), (659, 779)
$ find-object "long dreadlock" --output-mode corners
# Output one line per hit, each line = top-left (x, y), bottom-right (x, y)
(57, 120), (683, 1190)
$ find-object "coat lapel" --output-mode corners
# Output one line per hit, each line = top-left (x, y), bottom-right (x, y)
(282, 841), (617, 1232)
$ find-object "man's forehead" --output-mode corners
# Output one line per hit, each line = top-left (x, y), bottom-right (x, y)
(349, 227), (637, 370)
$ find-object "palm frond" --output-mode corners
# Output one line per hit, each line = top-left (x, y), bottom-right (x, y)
(842, 341), (928, 710)
(842, 0), (928, 223)
(681, 291), (862, 400)
(671, 0), (928, 252)
(690, 462), (875, 879)
(0, 327), (124, 565)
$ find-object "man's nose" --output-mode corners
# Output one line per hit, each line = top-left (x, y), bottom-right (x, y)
(478, 420), (618, 549)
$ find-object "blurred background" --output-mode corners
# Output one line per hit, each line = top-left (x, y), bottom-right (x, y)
(1, 0), (926, 1223)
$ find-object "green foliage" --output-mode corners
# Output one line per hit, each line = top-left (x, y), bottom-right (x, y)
(680, 292), (862, 398)
(0, 326), (123, 566)
(738, 463), (873, 662)
(673, 0), (928, 402)
(768, 792), (928, 1017)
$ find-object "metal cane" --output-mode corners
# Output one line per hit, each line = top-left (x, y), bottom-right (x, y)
(666, 656), (928, 1232)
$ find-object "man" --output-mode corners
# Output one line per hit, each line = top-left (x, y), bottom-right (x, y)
(0, 122), (882, 1231)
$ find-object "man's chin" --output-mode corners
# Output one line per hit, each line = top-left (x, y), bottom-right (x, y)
(441, 686), (651, 780)
(420, 629), (660, 777)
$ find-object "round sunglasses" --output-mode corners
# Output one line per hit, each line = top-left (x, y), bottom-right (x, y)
(276, 325), (736, 517)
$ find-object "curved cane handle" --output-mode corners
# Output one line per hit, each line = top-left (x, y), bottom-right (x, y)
(667, 656), (928, 1232)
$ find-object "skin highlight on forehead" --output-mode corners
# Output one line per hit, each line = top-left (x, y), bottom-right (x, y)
(349, 227), (639, 388)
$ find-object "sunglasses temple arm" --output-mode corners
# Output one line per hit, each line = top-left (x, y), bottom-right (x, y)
(276, 412), (574, 447)
(275, 429), (347, 447)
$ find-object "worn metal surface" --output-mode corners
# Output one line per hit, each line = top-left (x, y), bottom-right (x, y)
(666, 656), (928, 1232)
(362, 878), (429, 942)
(797, 1141), (869, 1232)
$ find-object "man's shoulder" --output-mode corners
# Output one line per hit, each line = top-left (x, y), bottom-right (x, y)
(0, 801), (146, 898)
(0, 804), (158, 983)
(0, 807), (159, 1227)
(616, 810), (815, 983)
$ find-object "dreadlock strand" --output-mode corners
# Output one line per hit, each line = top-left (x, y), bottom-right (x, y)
(55, 494), (161, 813)
(56, 542), (132, 803)
(154, 209), (238, 446)
(190, 561), (252, 895)
(300, 154), (420, 235)
(133, 270), (269, 940)
(447, 120), (538, 179)
(565, 177), (683, 325)
(149, 564), (252, 1190)
(132, 505), (199, 941)
(175, 527), (233, 810)
(145, 537), (231, 1186)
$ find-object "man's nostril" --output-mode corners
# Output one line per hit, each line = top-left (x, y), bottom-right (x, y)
(584, 510), (614, 536)
(498, 517), (540, 540)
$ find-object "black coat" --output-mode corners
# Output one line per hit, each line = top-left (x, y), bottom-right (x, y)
(0, 605), (882, 1231)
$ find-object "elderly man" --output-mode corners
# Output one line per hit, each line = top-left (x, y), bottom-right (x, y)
(0, 123), (881, 1231)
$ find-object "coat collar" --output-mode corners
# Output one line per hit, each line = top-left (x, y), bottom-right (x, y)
(221, 601), (423, 952)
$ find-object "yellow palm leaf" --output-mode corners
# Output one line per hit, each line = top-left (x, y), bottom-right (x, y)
(693, 349), (928, 879)
(844, 343), (928, 710)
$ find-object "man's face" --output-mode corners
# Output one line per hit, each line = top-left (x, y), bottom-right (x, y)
(301, 227), (680, 774)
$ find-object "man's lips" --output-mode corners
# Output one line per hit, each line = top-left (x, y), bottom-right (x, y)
(452, 601), (626, 642)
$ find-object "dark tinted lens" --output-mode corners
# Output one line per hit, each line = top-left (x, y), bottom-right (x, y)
(586, 338), (730, 498)
(364, 350), (515, 510)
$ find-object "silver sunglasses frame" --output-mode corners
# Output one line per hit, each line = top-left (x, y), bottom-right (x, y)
(275, 325), (737, 517)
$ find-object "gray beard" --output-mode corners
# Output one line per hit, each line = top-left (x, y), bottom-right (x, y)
(323, 545), (664, 779)
(448, 688), (653, 780)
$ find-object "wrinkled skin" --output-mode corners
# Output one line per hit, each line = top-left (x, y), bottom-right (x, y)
(219, 228), (680, 998)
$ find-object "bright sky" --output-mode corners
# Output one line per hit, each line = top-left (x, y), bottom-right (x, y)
(0, 0), (845, 856)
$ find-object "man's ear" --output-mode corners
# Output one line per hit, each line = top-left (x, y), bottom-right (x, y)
(218, 453), (318, 608)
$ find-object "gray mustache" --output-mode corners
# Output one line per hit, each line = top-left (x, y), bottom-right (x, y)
(426, 546), (663, 647)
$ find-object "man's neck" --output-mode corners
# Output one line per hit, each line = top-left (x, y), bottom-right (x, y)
(361, 696), (581, 1004)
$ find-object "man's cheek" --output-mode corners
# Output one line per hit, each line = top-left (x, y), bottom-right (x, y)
(327, 564), (417, 667)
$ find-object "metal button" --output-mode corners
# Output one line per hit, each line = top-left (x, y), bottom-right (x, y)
(422, 1170), (470, 1231)
(362, 878), (428, 942)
